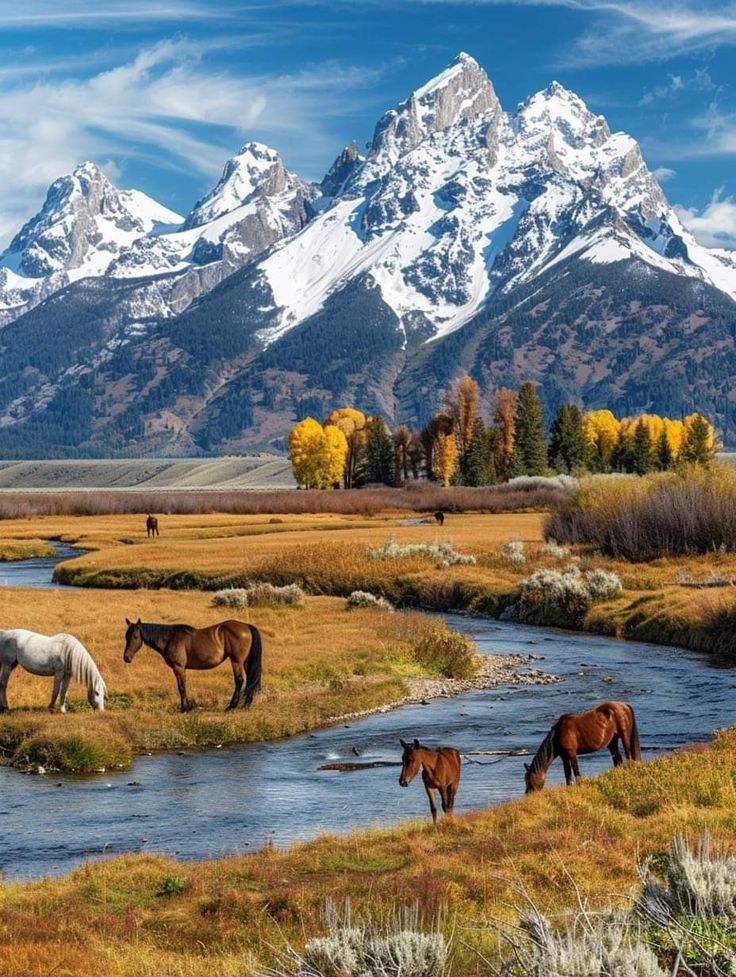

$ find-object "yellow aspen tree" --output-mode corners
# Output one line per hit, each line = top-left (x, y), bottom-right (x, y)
(287, 417), (329, 488)
(324, 424), (349, 487)
(493, 388), (517, 481)
(324, 407), (367, 488)
(447, 375), (480, 462)
(435, 429), (459, 487)
(584, 409), (620, 466)
(664, 418), (685, 458)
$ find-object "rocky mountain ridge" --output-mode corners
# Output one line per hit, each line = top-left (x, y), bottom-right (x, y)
(0, 52), (734, 456)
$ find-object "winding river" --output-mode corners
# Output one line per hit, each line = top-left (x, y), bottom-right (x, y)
(1, 548), (735, 881)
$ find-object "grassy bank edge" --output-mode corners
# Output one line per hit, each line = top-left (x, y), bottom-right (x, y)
(55, 558), (736, 663)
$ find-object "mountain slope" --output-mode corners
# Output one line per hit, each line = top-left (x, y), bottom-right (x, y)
(0, 52), (734, 456)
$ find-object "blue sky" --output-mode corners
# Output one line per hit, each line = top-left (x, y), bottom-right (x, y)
(1, 0), (735, 248)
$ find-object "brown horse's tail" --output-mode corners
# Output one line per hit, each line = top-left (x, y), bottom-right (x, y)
(243, 625), (263, 706)
(629, 705), (641, 761)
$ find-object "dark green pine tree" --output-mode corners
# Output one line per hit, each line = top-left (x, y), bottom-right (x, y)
(508, 381), (548, 477)
(611, 430), (634, 473)
(656, 429), (673, 471)
(465, 417), (497, 486)
(681, 413), (715, 466)
(632, 420), (653, 475)
(548, 404), (589, 474)
(364, 416), (395, 485)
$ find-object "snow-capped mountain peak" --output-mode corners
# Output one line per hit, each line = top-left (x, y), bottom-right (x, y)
(185, 142), (293, 229)
(364, 51), (501, 172)
(0, 161), (182, 285)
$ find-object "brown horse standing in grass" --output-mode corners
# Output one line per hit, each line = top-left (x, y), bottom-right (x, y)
(399, 738), (461, 822)
(146, 515), (159, 537)
(524, 700), (640, 792)
(123, 618), (262, 712)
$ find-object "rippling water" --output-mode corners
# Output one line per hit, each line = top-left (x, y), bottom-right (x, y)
(2, 607), (735, 881)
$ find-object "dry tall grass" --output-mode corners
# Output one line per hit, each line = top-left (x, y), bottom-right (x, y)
(0, 588), (446, 771)
(0, 480), (566, 519)
(547, 468), (736, 560)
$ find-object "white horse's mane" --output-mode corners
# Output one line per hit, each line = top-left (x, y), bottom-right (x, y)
(57, 633), (106, 694)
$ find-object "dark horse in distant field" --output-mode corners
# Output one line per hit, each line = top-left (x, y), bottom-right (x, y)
(399, 738), (461, 822)
(434, 510), (445, 526)
(146, 514), (159, 537)
(524, 700), (640, 792)
(123, 618), (262, 712)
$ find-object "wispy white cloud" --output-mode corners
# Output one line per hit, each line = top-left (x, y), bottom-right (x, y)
(400, 0), (736, 64)
(0, 1), (233, 27)
(653, 166), (677, 182)
(0, 37), (388, 246)
(675, 189), (736, 248)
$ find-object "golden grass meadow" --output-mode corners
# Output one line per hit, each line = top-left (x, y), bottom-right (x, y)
(3, 489), (736, 976)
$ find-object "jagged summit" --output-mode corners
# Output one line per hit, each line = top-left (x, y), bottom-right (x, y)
(185, 142), (295, 229)
(0, 161), (182, 281)
(1, 51), (736, 456)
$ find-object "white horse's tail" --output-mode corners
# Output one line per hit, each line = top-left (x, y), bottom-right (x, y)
(57, 634), (106, 698)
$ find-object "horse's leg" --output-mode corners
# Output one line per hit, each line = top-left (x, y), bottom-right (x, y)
(0, 661), (16, 712)
(172, 664), (192, 712)
(571, 754), (582, 781)
(424, 784), (438, 823)
(561, 753), (574, 786)
(445, 784), (456, 815)
(49, 668), (64, 712)
(609, 737), (624, 766)
(439, 786), (449, 814)
(58, 669), (73, 714)
(227, 658), (245, 711)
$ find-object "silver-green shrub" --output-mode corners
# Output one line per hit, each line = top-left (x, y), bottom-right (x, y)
(367, 537), (475, 567)
(345, 591), (395, 612)
(508, 913), (666, 977)
(212, 583), (304, 608)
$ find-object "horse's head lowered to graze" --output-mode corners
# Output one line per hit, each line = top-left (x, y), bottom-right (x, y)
(399, 738), (422, 786)
(123, 618), (144, 662)
(88, 676), (107, 711)
(524, 761), (546, 793)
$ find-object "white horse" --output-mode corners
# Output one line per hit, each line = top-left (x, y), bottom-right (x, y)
(0, 629), (106, 713)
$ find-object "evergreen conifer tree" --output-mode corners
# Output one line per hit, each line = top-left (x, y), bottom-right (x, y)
(508, 381), (548, 477)
(465, 417), (497, 485)
(632, 419), (653, 475)
(364, 416), (394, 484)
(656, 428), (673, 470)
(681, 413), (715, 465)
(548, 404), (588, 474)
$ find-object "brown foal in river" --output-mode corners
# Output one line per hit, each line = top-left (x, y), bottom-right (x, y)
(524, 700), (640, 792)
(123, 618), (262, 712)
(399, 738), (461, 822)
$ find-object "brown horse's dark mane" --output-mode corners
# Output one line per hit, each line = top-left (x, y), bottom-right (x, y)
(529, 717), (564, 775)
(140, 622), (195, 650)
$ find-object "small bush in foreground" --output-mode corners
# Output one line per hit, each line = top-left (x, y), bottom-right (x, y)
(345, 591), (395, 612)
(212, 583), (304, 608)
(411, 626), (479, 679)
(508, 913), (665, 977)
(260, 905), (448, 977)
(367, 537), (476, 567)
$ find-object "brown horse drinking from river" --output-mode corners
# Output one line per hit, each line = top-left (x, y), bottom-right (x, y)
(123, 618), (262, 712)
(399, 738), (461, 822)
(524, 700), (640, 792)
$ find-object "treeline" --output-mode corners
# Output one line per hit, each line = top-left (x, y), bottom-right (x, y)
(287, 377), (717, 488)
